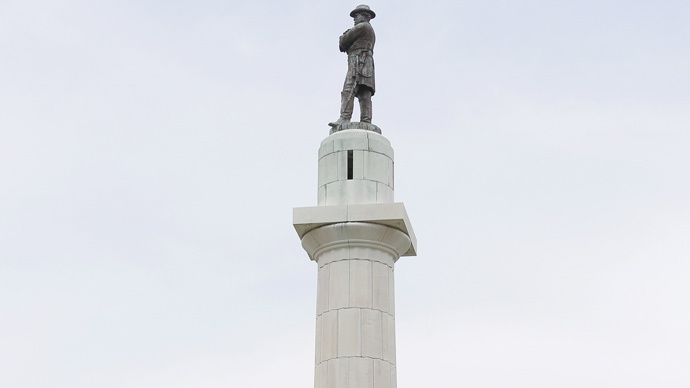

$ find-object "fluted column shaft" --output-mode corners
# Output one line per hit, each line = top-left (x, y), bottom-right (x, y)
(302, 222), (410, 388)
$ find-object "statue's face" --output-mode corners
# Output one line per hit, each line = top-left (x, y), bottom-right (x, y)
(353, 12), (369, 25)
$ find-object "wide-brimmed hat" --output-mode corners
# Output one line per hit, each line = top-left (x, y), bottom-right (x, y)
(350, 4), (376, 19)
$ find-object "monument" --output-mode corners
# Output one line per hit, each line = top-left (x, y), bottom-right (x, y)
(294, 5), (417, 388)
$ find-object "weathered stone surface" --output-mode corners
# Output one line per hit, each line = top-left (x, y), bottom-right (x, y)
(293, 204), (417, 257)
(316, 130), (393, 206)
(302, 222), (405, 388)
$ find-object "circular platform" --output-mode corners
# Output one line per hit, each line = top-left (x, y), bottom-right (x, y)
(329, 121), (382, 135)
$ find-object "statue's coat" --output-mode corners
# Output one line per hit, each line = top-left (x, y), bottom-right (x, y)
(339, 21), (376, 95)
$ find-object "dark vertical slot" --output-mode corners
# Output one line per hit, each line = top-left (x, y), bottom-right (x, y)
(347, 150), (353, 180)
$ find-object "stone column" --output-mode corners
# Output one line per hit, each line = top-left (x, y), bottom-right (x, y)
(294, 130), (416, 388)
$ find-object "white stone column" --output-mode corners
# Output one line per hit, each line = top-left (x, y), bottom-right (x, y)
(294, 130), (416, 388)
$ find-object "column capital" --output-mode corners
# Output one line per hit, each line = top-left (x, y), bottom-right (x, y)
(300, 222), (411, 264)
(293, 203), (417, 259)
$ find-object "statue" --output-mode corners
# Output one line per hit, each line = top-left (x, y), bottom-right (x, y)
(329, 5), (377, 131)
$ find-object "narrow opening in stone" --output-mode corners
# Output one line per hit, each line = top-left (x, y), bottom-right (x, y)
(347, 150), (353, 180)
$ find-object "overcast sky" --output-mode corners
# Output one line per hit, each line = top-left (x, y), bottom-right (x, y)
(1, 1), (689, 387)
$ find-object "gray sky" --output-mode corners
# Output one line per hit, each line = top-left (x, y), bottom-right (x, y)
(1, 1), (689, 387)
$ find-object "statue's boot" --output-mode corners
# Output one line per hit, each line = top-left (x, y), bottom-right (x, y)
(329, 91), (354, 127)
(359, 91), (372, 123)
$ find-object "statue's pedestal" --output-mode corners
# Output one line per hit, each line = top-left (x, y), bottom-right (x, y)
(294, 129), (416, 388)
(316, 129), (392, 206)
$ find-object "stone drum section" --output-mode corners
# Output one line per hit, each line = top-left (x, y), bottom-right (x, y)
(318, 130), (394, 206)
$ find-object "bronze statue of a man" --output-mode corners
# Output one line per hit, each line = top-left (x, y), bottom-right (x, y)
(329, 5), (376, 128)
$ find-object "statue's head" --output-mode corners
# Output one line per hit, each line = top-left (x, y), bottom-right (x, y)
(350, 4), (376, 22)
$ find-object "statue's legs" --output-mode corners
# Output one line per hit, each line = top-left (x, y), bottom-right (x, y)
(338, 90), (355, 122)
(357, 87), (372, 123)
(329, 61), (358, 127)
(328, 86), (355, 127)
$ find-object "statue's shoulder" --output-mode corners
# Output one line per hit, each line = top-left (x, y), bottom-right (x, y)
(361, 22), (375, 36)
